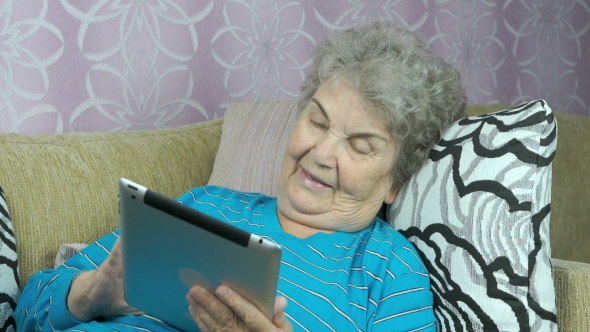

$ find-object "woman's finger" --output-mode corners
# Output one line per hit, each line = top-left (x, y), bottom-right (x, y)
(187, 288), (219, 331)
(187, 286), (240, 331)
(187, 300), (215, 331)
(214, 285), (276, 331)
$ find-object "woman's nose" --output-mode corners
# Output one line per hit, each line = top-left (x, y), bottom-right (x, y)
(311, 134), (338, 168)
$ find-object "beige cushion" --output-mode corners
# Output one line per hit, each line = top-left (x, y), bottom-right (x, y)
(0, 120), (222, 286)
(208, 100), (300, 196)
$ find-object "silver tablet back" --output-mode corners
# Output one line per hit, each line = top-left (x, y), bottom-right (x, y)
(119, 178), (282, 332)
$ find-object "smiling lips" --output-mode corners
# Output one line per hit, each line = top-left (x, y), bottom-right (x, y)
(300, 167), (333, 190)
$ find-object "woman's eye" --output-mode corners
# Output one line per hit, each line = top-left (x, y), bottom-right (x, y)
(350, 138), (372, 154)
(351, 143), (371, 154)
(352, 146), (369, 154)
(310, 119), (328, 130)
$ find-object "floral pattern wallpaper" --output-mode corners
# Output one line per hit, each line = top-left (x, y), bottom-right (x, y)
(0, 0), (588, 134)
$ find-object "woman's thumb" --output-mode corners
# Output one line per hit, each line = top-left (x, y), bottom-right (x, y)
(273, 296), (292, 329)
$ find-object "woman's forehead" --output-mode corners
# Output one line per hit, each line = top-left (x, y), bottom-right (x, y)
(312, 82), (392, 132)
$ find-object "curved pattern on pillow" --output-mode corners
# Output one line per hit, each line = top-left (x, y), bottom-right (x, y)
(388, 100), (557, 331)
(0, 186), (19, 331)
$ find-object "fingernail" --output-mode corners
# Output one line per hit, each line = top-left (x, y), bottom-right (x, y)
(217, 286), (229, 298)
(191, 286), (205, 300)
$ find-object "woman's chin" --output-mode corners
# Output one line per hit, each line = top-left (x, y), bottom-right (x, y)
(284, 181), (331, 210)
(284, 194), (325, 216)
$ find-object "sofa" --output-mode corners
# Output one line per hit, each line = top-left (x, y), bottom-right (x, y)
(0, 100), (588, 331)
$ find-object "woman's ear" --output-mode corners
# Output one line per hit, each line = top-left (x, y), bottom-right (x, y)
(384, 186), (398, 205)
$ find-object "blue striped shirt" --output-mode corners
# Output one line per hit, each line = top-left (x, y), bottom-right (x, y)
(16, 186), (436, 331)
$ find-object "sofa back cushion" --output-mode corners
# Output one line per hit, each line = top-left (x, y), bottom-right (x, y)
(208, 100), (300, 197)
(0, 120), (222, 286)
(539, 112), (590, 263)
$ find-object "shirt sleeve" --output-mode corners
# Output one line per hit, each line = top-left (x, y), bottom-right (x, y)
(369, 271), (437, 331)
(365, 228), (438, 332)
(15, 230), (119, 331)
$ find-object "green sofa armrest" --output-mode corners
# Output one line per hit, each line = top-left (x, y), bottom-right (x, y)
(552, 258), (590, 331)
(0, 119), (222, 287)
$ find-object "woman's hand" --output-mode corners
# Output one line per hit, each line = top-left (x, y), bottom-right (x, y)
(67, 238), (142, 321)
(187, 285), (293, 332)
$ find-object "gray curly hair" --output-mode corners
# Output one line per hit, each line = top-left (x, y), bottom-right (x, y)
(298, 22), (467, 190)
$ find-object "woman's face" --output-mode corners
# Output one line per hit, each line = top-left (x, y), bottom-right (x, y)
(277, 81), (398, 236)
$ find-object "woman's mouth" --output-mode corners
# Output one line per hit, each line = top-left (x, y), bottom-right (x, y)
(300, 167), (332, 189)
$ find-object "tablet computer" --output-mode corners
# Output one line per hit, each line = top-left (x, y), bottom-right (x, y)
(118, 178), (282, 332)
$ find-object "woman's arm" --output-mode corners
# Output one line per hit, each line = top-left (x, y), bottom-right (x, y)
(363, 226), (438, 332)
(369, 271), (437, 331)
(67, 236), (143, 321)
(15, 231), (123, 330)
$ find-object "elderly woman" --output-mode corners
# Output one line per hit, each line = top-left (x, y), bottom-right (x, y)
(16, 22), (466, 331)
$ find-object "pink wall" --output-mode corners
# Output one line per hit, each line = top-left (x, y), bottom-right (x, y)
(1, 0), (589, 134)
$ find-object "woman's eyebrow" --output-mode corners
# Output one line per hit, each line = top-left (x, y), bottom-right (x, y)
(311, 97), (388, 142)
(311, 97), (330, 121)
(351, 132), (388, 141)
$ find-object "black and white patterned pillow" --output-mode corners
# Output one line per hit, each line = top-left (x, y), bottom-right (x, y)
(0, 186), (19, 332)
(388, 100), (557, 331)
